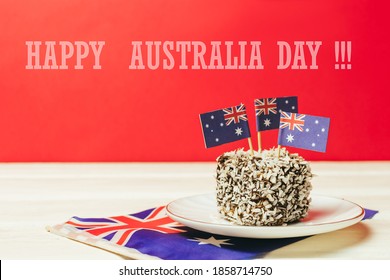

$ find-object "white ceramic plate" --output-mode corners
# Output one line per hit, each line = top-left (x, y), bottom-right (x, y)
(166, 193), (365, 239)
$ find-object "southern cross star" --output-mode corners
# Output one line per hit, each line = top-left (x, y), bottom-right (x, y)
(188, 236), (233, 248)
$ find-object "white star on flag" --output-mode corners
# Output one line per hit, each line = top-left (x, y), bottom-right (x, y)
(286, 134), (294, 142)
(235, 127), (243, 136)
(188, 236), (233, 248)
(264, 118), (271, 127)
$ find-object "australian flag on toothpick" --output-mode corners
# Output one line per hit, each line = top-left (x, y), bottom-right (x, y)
(278, 111), (330, 152)
(255, 96), (298, 131)
(200, 104), (251, 148)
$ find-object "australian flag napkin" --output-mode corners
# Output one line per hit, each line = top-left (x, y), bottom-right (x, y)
(47, 206), (378, 260)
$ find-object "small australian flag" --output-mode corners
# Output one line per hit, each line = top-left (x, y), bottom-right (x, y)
(255, 96), (298, 131)
(200, 104), (251, 148)
(278, 111), (330, 152)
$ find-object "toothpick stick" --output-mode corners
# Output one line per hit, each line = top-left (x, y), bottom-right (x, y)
(257, 131), (262, 152)
(248, 137), (254, 156)
(277, 145), (281, 159)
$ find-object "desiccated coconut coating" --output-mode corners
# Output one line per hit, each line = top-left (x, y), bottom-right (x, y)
(216, 148), (312, 226)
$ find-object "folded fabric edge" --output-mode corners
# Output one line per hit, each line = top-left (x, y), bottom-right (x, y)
(362, 208), (379, 220)
(46, 224), (160, 260)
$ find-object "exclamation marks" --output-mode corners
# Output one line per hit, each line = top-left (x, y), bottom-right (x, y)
(335, 41), (352, 70)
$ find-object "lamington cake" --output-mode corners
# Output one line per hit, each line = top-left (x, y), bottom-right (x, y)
(215, 147), (313, 226)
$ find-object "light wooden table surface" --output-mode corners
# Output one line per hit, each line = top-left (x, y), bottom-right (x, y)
(0, 162), (389, 259)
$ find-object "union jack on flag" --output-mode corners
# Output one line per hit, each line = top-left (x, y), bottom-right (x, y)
(280, 112), (305, 132)
(200, 104), (251, 148)
(65, 206), (184, 246)
(255, 98), (278, 116)
(278, 110), (330, 152)
(223, 104), (248, 126)
(254, 96), (298, 131)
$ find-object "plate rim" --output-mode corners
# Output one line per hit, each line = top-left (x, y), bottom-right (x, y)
(166, 193), (365, 237)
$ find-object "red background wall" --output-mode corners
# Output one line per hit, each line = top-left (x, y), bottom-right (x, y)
(0, 0), (389, 162)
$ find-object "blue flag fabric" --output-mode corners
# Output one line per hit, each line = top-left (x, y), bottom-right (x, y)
(48, 206), (377, 260)
(255, 96), (298, 131)
(363, 209), (379, 220)
(278, 111), (330, 152)
(200, 104), (251, 148)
